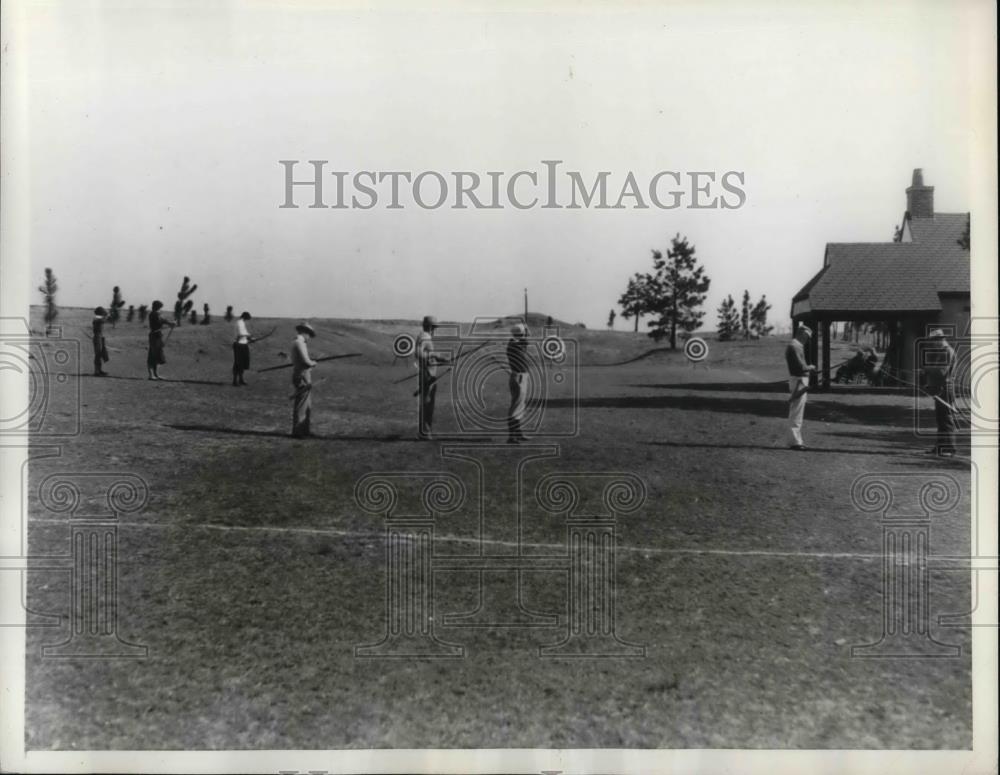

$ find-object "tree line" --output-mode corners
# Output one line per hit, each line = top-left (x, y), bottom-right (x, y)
(614, 234), (773, 346)
(716, 291), (772, 341)
(38, 269), (239, 335)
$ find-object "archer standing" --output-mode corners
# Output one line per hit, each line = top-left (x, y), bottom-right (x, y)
(416, 315), (449, 440)
(507, 323), (530, 443)
(291, 322), (317, 438)
(92, 307), (109, 376)
(785, 324), (816, 450)
(923, 329), (957, 457)
(147, 300), (175, 381)
(232, 311), (255, 386)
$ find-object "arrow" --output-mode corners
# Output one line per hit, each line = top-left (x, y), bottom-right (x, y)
(395, 339), (492, 385)
(413, 367), (453, 397)
(258, 353), (362, 372)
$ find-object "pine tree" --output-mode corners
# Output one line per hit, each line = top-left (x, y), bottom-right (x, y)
(957, 214), (970, 250)
(108, 286), (126, 327)
(740, 290), (751, 340)
(618, 273), (652, 333)
(750, 295), (773, 338)
(716, 295), (740, 341)
(174, 276), (198, 325)
(38, 268), (58, 337)
(645, 234), (711, 348)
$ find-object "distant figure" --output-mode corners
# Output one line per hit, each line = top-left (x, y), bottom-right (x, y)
(506, 323), (530, 443)
(785, 325), (816, 450)
(923, 329), (957, 457)
(416, 315), (449, 439)
(92, 307), (109, 376)
(232, 311), (255, 387)
(290, 322), (317, 438)
(147, 300), (175, 381)
(607, 309), (616, 329)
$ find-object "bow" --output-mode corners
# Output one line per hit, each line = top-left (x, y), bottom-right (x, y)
(251, 326), (278, 344)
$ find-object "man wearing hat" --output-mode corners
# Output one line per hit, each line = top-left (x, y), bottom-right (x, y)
(92, 307), (109, 377)
(923, 329), (957, 457)
(785, 324), (817, 450)
(415, 315), (449, 439)
(291, 322), (318, 438)
(506, 322), (530, 443)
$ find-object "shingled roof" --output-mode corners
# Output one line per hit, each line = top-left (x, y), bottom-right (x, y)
(792, 198), (970, 318)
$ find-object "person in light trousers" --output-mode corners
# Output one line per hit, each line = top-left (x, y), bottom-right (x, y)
(785, 324), (816, 450)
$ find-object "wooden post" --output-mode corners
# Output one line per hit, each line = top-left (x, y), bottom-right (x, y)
(821, 320), (831, 390)
(808, 321), (819, 389)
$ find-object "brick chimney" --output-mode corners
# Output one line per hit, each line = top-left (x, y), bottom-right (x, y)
(906, 168), (934, 218)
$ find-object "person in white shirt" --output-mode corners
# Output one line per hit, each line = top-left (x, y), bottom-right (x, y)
(232, 311), (256, 386)
(785, 325), (817, 450)
(291, 322), (318, 438)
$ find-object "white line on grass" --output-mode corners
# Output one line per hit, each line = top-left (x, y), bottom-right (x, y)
(28, 517), (883, 561)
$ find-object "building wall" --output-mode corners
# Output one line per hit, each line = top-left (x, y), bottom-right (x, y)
(938, 295), (971, 338)
(890, 296), (971, 386)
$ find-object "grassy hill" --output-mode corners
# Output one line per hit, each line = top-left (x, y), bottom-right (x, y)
(30, 306), (812, 374)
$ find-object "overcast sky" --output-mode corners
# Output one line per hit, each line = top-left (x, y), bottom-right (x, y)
(13, 0), (993, 329)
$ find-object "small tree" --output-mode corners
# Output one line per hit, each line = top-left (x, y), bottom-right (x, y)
(108, 286), (126, 327)
(958, 214), (970, 250)
(38, 268), (58, 336)
(126, 305), (135, 323)
(750, 295), (773, 338)
(716, 294), (740, 341)
(174, 276), (198, 325)
(224, 305), (234, 323)
(645, 234), (711, 348)
(138, 304), (149, 323)
(201, 303), (211, 325)
(740, 290), (751, 340)
(607, 309), (616, 329)
(618, 272), (653, 333)
(189, 309), (198, 325)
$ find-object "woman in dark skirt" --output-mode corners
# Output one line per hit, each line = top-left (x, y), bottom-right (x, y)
(232, 311), (255, 386)
(146, 300), (175, 380)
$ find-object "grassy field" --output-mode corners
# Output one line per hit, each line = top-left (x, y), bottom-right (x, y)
(24, 307), (972, 749)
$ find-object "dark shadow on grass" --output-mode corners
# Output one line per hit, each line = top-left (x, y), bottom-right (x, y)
(630, 381), (910, 396)
(164, 423), (411, 442)
(631, 381), (787, 393)
(533, 394), (915, 425)
(647, 440), (915, 457)
(88, 374), (228, 386)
